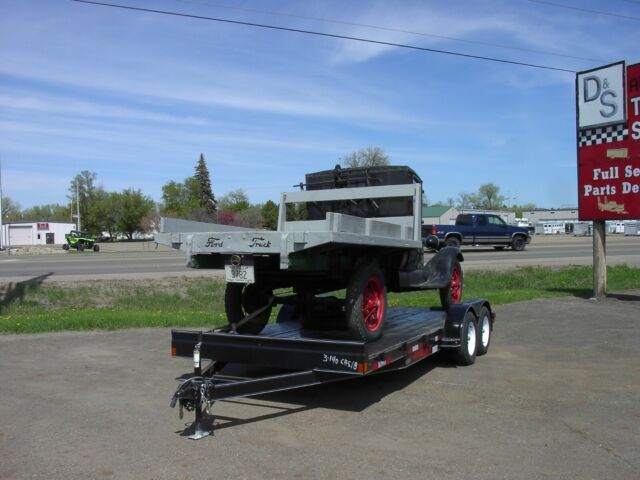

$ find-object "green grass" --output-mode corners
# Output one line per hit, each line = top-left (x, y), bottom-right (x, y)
(1, 265), (639, 334)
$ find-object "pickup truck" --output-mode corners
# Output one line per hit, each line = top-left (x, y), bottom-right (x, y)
(423, 213), (531, 251)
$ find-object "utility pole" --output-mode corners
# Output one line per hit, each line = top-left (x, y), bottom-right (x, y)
(76, 180), (81, 231)
(0, 154), (3, 250)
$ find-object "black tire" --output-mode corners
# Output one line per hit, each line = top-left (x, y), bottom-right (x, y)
(93, 244), (100, 252)
(511, 236), (526, 251)
(493, 246), (505, 251)
(77, 242), (85, 252)
(224, 283), (272, 334)
(345, 262), (387, 342)
(444, 236), (461, 248)
(453, 311), (478, 366)
(476, 306), (492, 356)
(62, 244), (69, 251)
(439, 260), (463, 311)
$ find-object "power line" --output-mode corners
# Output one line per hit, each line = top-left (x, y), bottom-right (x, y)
(70, 0), (576, 73)
(171, 0), (602, 63)
(528, 0), (640, 21)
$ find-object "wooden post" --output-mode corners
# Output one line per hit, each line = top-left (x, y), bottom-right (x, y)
(592, 220), (607, 299)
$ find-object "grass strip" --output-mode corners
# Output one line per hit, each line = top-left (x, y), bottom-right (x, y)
(1, 265), (638, 334)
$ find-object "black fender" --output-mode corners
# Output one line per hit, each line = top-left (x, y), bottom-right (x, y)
(397, 246), (463, 290)
(442, 300), (494, 347)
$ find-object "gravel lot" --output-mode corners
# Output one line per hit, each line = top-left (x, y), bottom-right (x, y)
(1, 292), (639, 479)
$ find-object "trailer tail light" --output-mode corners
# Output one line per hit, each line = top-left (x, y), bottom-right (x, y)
(356, 362), (368, 373)
(171, 347), (177, 357)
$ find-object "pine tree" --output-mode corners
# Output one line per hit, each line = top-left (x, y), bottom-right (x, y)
(194, 153), (217, 218)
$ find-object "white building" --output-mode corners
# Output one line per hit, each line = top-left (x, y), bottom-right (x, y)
(0, 221), (76, 247)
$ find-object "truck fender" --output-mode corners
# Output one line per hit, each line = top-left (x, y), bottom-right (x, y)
(443, 300), (494, 347)
(397, 246), (463, 290)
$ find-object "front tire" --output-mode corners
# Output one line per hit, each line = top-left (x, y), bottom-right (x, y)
(439, 260), (463, 311)
(511, 236), (526, 251)
(346, 262), (387, 342)
(454, 311), (478, 366)
(224, 283), (273, 334)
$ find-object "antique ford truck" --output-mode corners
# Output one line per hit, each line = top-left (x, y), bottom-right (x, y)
(155, 166), (464, 342)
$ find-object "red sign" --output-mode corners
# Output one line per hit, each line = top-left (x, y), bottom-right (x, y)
(577, 62), (640, 220)
(37, 222), (49, 230)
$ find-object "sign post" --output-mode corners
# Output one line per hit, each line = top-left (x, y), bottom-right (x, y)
(576, 61), (640, 298)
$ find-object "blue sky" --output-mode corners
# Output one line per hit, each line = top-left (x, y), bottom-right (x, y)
(1, 0), (638, 210)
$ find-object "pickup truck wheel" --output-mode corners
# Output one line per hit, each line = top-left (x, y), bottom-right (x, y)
(225, 283), (273, 334)
(511, 236), (526, 251)
(476, 306), (492, 356)
(346, 262), (386, 342)
(454, 311), (478, 366)
(444, 236), (461, 248)
(439, 260), (463, 311)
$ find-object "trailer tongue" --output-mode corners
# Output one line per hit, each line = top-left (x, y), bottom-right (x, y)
(170, 299), (494, 439)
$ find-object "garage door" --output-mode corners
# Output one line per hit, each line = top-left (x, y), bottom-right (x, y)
(9, 226), (33, 245)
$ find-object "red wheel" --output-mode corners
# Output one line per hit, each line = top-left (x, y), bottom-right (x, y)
(346, 262), (387, 341)
(439, 261), (463, 310)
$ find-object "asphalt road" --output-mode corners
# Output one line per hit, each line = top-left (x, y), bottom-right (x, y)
(0, 235), (638, 283)
(1, 293), (638, 479)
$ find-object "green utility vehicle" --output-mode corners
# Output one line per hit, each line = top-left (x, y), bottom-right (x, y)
(63, 230), (100, 252)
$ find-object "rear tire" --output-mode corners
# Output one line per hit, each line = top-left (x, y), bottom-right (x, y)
(454, 311), (478, 366)
(93, 244), (100, 252)
(444, 236), (461, 248)
(439, 260), (463, 311)
(346, 262), (386, 342)
(476, 306), (492, 356)
(77, 243), (85, 252)
(62, 244), (69, 251)
(224, 283), (273, 334)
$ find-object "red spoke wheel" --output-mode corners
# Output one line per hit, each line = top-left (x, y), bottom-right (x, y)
(346, 262), (387, 342)
(439, 260), (463, 311)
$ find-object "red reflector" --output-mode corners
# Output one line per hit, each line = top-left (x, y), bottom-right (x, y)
(431, 225), (437, 235)
(171, 347), (177, 357)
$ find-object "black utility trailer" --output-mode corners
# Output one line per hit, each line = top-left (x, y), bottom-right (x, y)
(170, 299), (494, 439)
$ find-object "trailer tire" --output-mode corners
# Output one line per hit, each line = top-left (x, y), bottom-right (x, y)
(77, 242), (85, 252)
(444, 236), (461, 248)
(346, 262), (386, 342)
(476, 306), (492, 356)
(454, 311), (478, 366)
(511, 236), (526, 251)
(439, 260), (463, 311)
(224, 283), (272, 334)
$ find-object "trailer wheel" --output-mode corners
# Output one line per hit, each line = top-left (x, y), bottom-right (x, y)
(454, 311), (478, 366)
(77, 242), (85, 252)
(346, 262), (386, 342)
(511, 236), (526, 251)
(439, 260), (463, 311)
(476, 306), (492, 356)
(444, 236), (461, 248)
(224, 283), (272, 334)
(62, 243), (69, 251)
(93, 244), (100, 252)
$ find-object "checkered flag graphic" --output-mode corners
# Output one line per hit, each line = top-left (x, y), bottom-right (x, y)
(578, 124), (628, 147)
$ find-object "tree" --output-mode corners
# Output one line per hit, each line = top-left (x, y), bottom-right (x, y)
(456, 192), (479, 210)
(237, 207), (263, 228)
(1, 197), (21, 222)
(341, 146), (390, 168)
(477, 183), (505, 210)
(21, 203), (71, 222)
(91, 190), (122, 239)
(194, 153), (217, 219)
(260, 200), (279, 230)
(219, 189), (250, 212)
(68, 171), (97, 231)
(116, 189), (155, 240)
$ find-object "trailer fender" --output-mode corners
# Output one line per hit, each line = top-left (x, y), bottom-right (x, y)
(442, 300), (493, 348)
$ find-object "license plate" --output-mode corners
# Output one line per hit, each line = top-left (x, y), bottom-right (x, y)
(224, 265), (255, 283)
